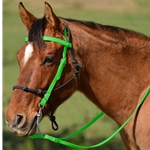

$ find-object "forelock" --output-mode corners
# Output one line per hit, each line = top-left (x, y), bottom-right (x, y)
(28, 17), (47, 50)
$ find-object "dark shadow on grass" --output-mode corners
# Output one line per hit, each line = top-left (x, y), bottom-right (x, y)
(3, 124), (126, 150)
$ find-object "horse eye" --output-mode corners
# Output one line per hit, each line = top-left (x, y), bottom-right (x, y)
(42, 56), (54, 65)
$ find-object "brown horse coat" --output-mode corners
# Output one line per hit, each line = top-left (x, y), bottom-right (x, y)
(6, 2), (150, 150)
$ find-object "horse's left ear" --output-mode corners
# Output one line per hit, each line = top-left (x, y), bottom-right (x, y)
(44, 2), (64, 30)
(18, 2), (37, 30)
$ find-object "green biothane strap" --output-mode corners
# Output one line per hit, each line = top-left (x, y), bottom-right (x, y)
(29, 86), (150, 149)
(40, 29), (69, 107)
(40, 56), (67, 107)
(29, 111), (105, 140)
(61, 112), (105, 140)
(25, 36), (72, 48)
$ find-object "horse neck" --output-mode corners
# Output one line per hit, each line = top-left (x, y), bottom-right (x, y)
(67, 20), (150, 125)
(67, 21), (116, 113)
(68, 21), (106, 105)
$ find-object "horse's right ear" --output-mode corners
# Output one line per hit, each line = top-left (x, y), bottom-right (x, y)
(18, 2), (37, 30)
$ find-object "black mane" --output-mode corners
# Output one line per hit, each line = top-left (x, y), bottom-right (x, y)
(65, 18), (149, 40)
(28, 16), (47, 49)
(65, 18), (121, 31)
(64, 18), (100, 30)
(28, 16), (149, 50)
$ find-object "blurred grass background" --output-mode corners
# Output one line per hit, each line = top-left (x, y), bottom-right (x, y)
(3, 0), (150, 150)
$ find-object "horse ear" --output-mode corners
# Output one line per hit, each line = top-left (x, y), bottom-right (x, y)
(44, 2), (61, 29)
(18, 2), (37, 29)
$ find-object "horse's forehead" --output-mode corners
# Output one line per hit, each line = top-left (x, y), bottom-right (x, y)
(23, 43), (34, 66)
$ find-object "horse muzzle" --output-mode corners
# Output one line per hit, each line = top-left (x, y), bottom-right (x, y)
(5, 115), (37, 137)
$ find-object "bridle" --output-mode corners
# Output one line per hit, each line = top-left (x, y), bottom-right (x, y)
(13, 22), (81, 130)
(11, 21), (150, 149)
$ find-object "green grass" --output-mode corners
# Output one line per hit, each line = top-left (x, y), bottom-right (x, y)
(3, 0), (150, 150)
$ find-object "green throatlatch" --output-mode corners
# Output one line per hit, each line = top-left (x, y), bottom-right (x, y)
(26, 28), (150, 148)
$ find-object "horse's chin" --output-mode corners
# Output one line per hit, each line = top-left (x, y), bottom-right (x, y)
(6, 116), (37, 137)
(10, 127), (37, 137)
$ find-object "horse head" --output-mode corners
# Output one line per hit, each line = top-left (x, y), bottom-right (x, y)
(6, 2), (79, 137)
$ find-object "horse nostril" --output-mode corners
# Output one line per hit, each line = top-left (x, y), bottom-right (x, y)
(14, 114), (26, 128)
(16, 115), (23, 124)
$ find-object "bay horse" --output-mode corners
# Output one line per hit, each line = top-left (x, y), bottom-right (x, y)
(6, 2), (150, 150)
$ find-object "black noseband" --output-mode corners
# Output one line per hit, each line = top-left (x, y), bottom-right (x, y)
(12, 86), (46, 97)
